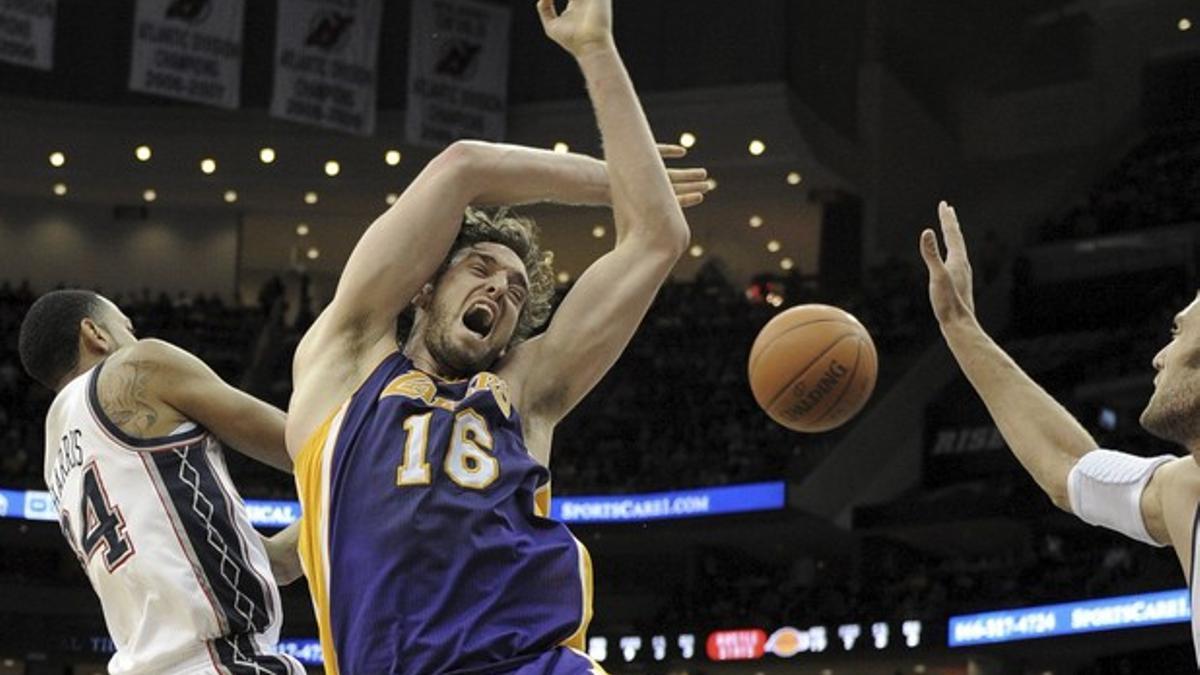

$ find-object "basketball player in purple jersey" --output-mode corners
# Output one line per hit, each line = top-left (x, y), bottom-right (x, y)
(19, 290), (304, 674)
(921, 201), (1200, 666)
(286, 0), (710, 673)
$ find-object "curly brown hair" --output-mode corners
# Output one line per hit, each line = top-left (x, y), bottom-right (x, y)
(396, 207), (555, 346)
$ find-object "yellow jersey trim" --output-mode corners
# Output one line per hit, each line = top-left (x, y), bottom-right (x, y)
(295, 403), (347, 675)
(560, 536), (594, 652)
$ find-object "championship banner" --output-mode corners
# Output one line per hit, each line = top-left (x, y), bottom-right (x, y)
(405, 0), (511, 148)
(270, 0), (382, 136)
(128, 0), (244, 109)
(0, 0), (56, 71)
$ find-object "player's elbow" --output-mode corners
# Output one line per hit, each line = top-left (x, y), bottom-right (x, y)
(1047, 484), (1073, 514)
(1037, 464), (1075, 513)
(633, 210), (690, 258)
(429, 141), (497, 186)
(441, 139), (496, 161)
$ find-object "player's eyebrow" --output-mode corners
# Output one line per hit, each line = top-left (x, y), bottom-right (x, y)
(474, 251), (528, 290)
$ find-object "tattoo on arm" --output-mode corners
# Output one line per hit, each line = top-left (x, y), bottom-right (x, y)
(99, 360), (162, 438)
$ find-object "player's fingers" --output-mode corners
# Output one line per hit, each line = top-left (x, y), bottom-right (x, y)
(672, 181), (712, 195)
(657, 144), (687, 159)
(667, 168), (707, 182)
(938, 200), (969, 257)
(677, 193), (705, 208)
(536, 0), (558, 25)
(919, 229), (947, 275)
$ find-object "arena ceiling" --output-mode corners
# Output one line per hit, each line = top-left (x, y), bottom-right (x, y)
(0, 0), (1189, 299)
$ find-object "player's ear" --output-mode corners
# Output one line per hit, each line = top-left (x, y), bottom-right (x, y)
(79, 317), (113, 355)
(412, 283), (435, 310)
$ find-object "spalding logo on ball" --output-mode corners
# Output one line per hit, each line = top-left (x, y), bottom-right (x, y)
(748, 303), (878, 432)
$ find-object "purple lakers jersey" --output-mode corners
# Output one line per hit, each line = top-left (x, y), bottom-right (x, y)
(295, 352), (600, 674)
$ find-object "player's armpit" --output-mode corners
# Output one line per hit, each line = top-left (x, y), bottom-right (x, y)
(1139, 458), (1181, 546)
(505, 235), (683, 425)
(129, 339), (293, 472)
(1145, 458), (1200, 553)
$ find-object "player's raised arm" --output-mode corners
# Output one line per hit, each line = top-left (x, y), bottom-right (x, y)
(297, 142), (598, 368)
(290, 138), (708, 449)
(505, 0), (696, 429)
(299, 140), (705, 363)
(920, 201), (1177, 546)
(99, 338), (293, 472)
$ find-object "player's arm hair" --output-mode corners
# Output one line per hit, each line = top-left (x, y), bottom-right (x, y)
(510, 43), (690, 423)
(940, 320), (1100, 510)
(131, 339), (293, 472)
(295, 142), (616, 376)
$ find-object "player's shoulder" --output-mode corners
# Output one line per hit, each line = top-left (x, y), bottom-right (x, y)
(99, 339), (209, 395)
(106, 338), (192, 371)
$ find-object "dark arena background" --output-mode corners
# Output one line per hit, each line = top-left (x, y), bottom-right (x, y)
(2, 1), (1200, 673)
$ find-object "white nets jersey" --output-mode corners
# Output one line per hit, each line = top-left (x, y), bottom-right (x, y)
(43, 363), (304, 675)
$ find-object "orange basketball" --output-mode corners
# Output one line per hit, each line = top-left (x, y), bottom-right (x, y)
(747, 304), (878, 433)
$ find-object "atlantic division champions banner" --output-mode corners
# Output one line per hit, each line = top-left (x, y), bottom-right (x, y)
(129, 0), (244, 109)
(0, 0), (56, 71)
(271, 0), (382, 136)
(406, 0), (511, 148)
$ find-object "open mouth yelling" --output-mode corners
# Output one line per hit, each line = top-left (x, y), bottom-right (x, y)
(462, 301), (496, 339)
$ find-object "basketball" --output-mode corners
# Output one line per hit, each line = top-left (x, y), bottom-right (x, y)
(747, 304), (878, 433)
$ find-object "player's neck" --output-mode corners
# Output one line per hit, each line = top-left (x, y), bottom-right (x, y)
(402, 339), (459, 382)
(57, 353), (105, 392)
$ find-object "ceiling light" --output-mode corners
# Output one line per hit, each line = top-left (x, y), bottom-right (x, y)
(306, 247), (320, 260)
(223, 190), (238, 203)
(556, 271), (571, 284)
(386, 192), (399, 205)
(143, 189), (157, 202)
(780, 257), (794, 270)
(592, 225), (606, 238)
(787, 171), (802, 185)
(689, 244), (704, 258)
(304, 191), (318, 204)
(52, 182), (67, 196)
(48, 151), (65, 167)
(767, 239), (781, 252)
(259, 147), (276, 164)
(324, 160), (340, 177)
(135, 145), (152, 162)
(679, 132), (696, 148)
(200, 158), (216, 174)
(749, 139), (766, 156)
(296, 223), (310, 236)
(553, 142), (569, 153)
(385, 149), (402, 165)
(749, 215), (763, 228)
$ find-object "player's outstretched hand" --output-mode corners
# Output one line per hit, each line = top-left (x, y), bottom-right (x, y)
(537, 0), (613, 58)
(657, 144), (710, 209)
(920, 201), (977, 328)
